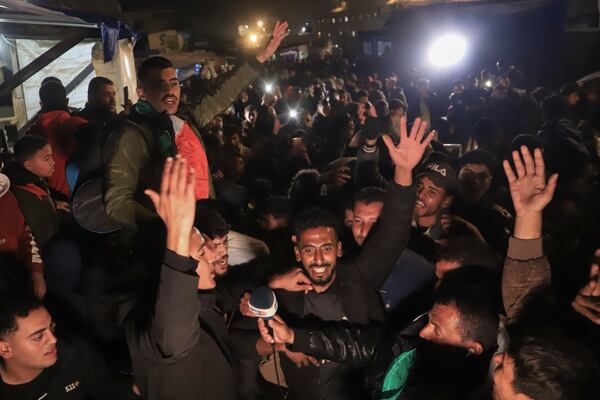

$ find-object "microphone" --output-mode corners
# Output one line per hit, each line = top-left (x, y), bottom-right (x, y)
(249, 286), (278, 320)
(249, 286), (278, 339)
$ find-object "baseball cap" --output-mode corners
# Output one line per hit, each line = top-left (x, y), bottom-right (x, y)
(417, 161), (458, 193)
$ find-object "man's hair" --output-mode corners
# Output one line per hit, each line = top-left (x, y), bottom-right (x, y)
(293, 207), (341, 240)
(13, 135), (49, 166)
(459, 149), (497, 175)
(509, 333), (600, 400)
(138, 56), (174, 83)
(195, 204), (231, 239)
(511, 134), (544, 154)
(354, 186), (385, 207)
(559, 82), (579, 98)
(288, 169), (321, 212)
(437, 225), (500, 273)
(0, 293), (43, 339)
(39, 80), (67, 111)
(261, 196), (292, 220)
(542, 95), (567, 120)
(88, 76), (114, 97)
(435, 266), (500, 351)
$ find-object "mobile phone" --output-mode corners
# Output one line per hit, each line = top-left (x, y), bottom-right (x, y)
(124, 86), (129, 103)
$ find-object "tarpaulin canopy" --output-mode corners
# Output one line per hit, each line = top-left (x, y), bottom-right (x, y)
(0, 1), (137, 62)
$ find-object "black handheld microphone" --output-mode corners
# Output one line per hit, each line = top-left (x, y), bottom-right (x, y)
(249, 286), (278, 338)
(250, 286), (286, 395)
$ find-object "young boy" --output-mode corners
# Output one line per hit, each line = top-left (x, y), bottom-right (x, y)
(4, 136), (78, 299)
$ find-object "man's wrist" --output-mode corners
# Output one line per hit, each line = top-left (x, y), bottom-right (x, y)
(513, 211), (542, 240)
(166, 231), (190, 257)
(286, 328), (295, 345)
(394, 167), (412, 186)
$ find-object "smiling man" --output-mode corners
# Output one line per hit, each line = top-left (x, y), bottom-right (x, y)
(413, 160), (457, 240)
(103, 21), (289, 232)
(0, 294), (138, 399)
(267, 117), (433, 400)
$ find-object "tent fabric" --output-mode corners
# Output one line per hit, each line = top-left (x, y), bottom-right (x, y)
(0, 1), (137, 62)
(0, 0), (96, 28)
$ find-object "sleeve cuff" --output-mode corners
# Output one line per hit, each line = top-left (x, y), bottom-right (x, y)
(290, 328), (311, 353)
(507, 237), (543, 260)
(164, 249), (198, 274)
(245, 56), (263, 71)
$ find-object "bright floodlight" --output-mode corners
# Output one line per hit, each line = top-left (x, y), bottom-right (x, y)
(265, 83), (273, 93)
(249, 34), (258, 44)
(257, 20), (264, 28)
(428, 34), (467, 68)
(289, 109), (298, 119)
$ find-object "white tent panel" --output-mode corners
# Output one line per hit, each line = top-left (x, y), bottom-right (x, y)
(16, 39), (96, 119)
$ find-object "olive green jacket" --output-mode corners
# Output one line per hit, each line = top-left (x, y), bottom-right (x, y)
(103, 58), (262, 230)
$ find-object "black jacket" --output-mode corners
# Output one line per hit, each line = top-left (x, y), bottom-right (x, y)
(275, 181), (416, 400)
(4, 162), (58, 252)
(0, 336), (137, 400)
(124, 250), (236, 400)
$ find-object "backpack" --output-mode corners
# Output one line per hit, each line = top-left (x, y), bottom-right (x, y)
(71, 118), (153, 234)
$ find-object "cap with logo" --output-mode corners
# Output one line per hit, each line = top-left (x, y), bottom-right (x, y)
(417, 161), (457, 193)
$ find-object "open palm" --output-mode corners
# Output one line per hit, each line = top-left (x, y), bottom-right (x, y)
(257, 21), (289, 62)
(503, 146), (558, 214)
(382, 117), (434, 172)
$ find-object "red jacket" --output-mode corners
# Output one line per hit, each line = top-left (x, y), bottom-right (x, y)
(0, 190), (44, 273)
(27, 111), (84, 199)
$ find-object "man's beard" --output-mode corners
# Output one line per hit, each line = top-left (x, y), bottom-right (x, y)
(303, 264), (335, 286)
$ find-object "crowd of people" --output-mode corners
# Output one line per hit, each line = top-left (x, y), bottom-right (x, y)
(1, 19), (600, 400)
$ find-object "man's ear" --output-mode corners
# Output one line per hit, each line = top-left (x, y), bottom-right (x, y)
(442, 195), (454, 209)
(137, 86), (145, 101)
(466, 341), (484, 356)
(0, 341), (12, 360)
(292, 235), (301, 262)
(23, 159), (32, 172)
(337, 241), (343, 258)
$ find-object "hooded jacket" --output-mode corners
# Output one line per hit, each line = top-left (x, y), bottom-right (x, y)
(4, 162), (58, 252)
(0, 187), (44, 273)
(27, 110), (76, 199)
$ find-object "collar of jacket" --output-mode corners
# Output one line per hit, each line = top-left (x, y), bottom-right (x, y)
(130, 101), (177, 157)
(3, 162), (49, 192)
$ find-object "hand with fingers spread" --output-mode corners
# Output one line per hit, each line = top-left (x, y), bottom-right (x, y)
(144, 156), (196, 256)
(502, 146), (557, 239)
(503, 146), (558, 215)
(382, 117), (434, 186)
(256, 21), (290, 63)
(572, 250), (600, 325)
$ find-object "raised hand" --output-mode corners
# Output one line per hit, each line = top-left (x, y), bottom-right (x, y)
(503, 146), (558, 215)
(144, 156), (196, 256)
(382, 117), (434, 186)
(572, 249), (600, 325)
(256, 21), (290, 63)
